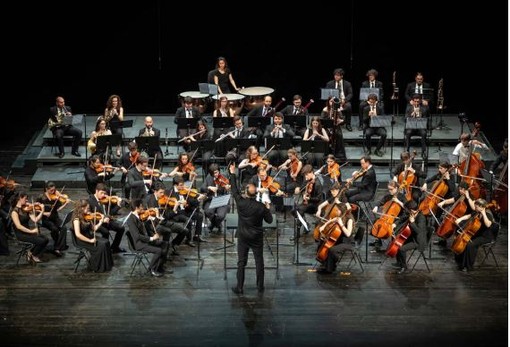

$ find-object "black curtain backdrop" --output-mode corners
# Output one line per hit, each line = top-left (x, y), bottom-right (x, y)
(6, 1), (508, 151)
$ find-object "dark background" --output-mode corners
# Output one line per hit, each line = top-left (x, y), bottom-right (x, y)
(6, 1), (508, 151)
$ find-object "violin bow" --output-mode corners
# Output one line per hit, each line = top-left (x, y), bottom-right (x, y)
(49, 185), (66, 213)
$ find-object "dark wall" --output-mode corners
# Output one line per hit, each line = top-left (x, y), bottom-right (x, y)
(7, 1), (508, 150)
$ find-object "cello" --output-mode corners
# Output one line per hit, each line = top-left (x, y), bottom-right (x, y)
(418, 165), (455, 216)
(316, 204), (348, 263)
(385, 210), (417, 257)
(398, 150), (417, 201)
(451, 201), (498, 255)
(458, 123), (484, 199)
(436, 192), (468, 239)
(371, 196), (403, 239)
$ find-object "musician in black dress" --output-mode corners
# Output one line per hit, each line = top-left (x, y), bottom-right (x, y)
(213, 56), (241, 94)
(72, 199), (113, 272)
(229, 163), (273, 295)
(325, 68), (353, 131)
(302, 116), (329, 168)
(103, 94), (124, 157)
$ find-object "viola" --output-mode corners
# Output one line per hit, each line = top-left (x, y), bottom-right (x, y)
(327, 163), (341, 181)
(84, 212), (104, 222)
(142, 168), (162, 178)
(178, 188), (199, 198)
(139, 208), (158, 221)
(303, 180), (314, 205)
(261, 177), (282, 194)
(180, 162), (196, 174)
(371, 198), (402, 239)
(250, 155), (269, 169)
(22, 203), (44, 213)
(289, 159), (301, 181)
(129, 151), (140, 164)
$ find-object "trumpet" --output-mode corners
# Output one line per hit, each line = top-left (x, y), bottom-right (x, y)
(142, 126), (155, 137)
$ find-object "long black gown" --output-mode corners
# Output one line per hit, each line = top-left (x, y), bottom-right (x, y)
(73, 219), (113, 272)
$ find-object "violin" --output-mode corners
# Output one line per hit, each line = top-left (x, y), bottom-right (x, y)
(178, 187), (199, 198)
(327, 162), (341, 181)
(129, 151), (140, 164)
(83, 212), (104, 222)
(289, 159), (301, 181)
(95, 164), (119, 173)
(0, 177), (19, 190)
(214, 174), (230, 187)
(48, 193), (71, 204)
(158, 194), (178, 208)
(261, 177), (282, 194)
(139, 208), (158, 221)
(181, 162), (196, 174)
(22, 203), (44, 213)
(99, 195), (122, 205)
(250, 155), (269, 169)
(142, 168), (162, 178)
(302, 180), (314, 205)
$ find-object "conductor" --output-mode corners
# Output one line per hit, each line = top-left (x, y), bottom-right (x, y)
(229, 163), (273, 295)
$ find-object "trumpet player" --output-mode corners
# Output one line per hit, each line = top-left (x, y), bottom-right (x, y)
(404, 72), (433, 107)
(362, 94), (386, 157)
(404, 95), (429, 159)
(137, 116), (163, 169)
(263, 113), (295, 167)
(359, 69), (384, 131)
(325, 68), (353, 131)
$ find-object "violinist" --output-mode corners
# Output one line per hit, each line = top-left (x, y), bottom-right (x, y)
(453, 132), (489, 164)
(291, 164), (323, 240)
(10, 191), (48, 264)
(169, 152), (198, 183)
(302, 116), (329, 167)
(454, 198), (498, 272)
(138, 116), (163, 170)
(71, 199), (113, 272)
(126, 156), (152, 200)
(143, 182), (190, 249)
(263, 113), (295, 167)
(84, 155), (119, 195)
(126, 198), (170, 277)
(392, 151), (426, 202)
(278, 148), (303, 195)
(200, 164), (231, 235)
(249, 167), (285, 205)
(392, 200), (428, 274)
(370, 180), (406, 249)
(239, 146), (264, 185)
(316, 155), (342, 192)
(169, 176), (206, 243)
(345, 156), (377, 204)
(36, 181), (69, 256)
(88, 183), (126, 253)
(118, 141), (140, 198)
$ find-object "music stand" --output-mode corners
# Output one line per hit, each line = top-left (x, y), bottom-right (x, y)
(247, 116), (271, 130)
(284, 115), (307, 134)
(293, 211), (312, 265)
(176, 117), (199, 133)
(320, 88), (339, 100)
(359, 88), (380, 101)
(199, 83), (219, 95)
(265, 137), (292, 151)
(369, 115), (392, 128)
(96, 134), (122, 156)
(224, 138), (258, 153)
(405, 117), (429, 163)
(109, 119), (133, 130)
(135, 136), (160, 158)
(300, 140), (328, 154)
(183, 207), (206, 272)
(212, 117), (234, 129)
(321, 119), (334, 130)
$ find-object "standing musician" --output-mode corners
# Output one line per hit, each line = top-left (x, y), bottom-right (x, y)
(263, 113), (295, 167)
(127, 198), (170, 277)
(325, 68), (354, 131)
(88, 183), (126, 253)
(321, 96), (347, 161)
(168, 152), (198, 184)
(87, 118), (112, 158)
(103, 94), (124, 157)
(454, 198), (499, 272)
(212, 56), (241, 94)
(200, 164), (231, 235)
(143, 181), (189, 249)
(359, 69), (384, 130)
(36, 181), (69, 256)
(302, 116), (329, 167)
(126, 156), (152, 200)
(315, 187), (355, 274)
(292, 164), (323, 239)
(169, 176), (207, 243)
(175, 96), (201, 138)
(370, 180), (406, 249)
(212, 95), (236, 118)
(228, 163), (273, 295)
(84, 155), (122, 195)
(362, 94), (386, 157)
(48, 96), (83, 158)
(278, 148), (303, 195)
(405, 72), (433, 107)
(118, 141), (140, 199)
(392, 151), (426, 202)
(71, 199), (113, 272)
(453, 132), (489, 164)
(10, 191), (48, 264)
(391, 200), (428, 274)
(138, 116), (163, 170)
(345, 156), (377, 204)
(404, 94), (430, 159)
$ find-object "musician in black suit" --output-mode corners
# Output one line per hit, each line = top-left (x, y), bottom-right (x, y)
(200, 164), (231, 235)
(246, 95), (273, 117)
(229, 163), (273, 295)
(325, 68), (353, 131)
(391, 151), (427, 202)
(404, 72), (433, 107)
(88, 183), (126, 253)
(263, 113), (295, 167)
(137, 116), (163, 169)
(48, 96), (83, 158)
(292, 164), (323, 239)
(126, 156), (152, 200)
(280, 94), (309, 116)
(404, 94), (430, 159)
(174, 96), (201, 138)
(359, 69), (384, 130)
(126, 198), (170, 277)
(84, 155), (118, 195)
(345, 156), (377, 203)
(362, 94), (386, 157)
(224, 116), (254, 165)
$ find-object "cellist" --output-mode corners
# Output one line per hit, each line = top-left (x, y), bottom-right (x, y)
(453, 132), (489, 164)
(420, 161), (456, 219)
(454, 198), (498, 272)
(392, 151), (426, 202)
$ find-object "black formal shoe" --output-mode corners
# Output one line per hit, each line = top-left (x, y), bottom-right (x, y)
(391, 262), (402, 269)
(365, 150), (372, 156)
(346, 125), (353, 131)
(369, 240), (382, 247)
(112, 247), (127, 254)
(397, 267), (408, 275)
(72, 151), (81, 157)
(57, 152), (65, 159)
(316, 268), (333, 274)
(184, 239), (196, 247)
(257, 286), (265, 293)
(231, 286), (243, 295)
(61, 245), (69, 251)
(150, 269), (163, 277)
(170, 245), (180, 256)
(52, 250), (63, 257)
(374, 149), (384, 157)
(193, 235), (208, 242)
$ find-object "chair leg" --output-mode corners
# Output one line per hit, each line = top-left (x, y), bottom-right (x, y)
(410, 251), (430, 273)
(480, 246), (499, 268)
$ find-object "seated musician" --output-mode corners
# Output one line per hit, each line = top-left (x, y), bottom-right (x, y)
(317, 154), (342, 192)
(359, 69), (384, 131)
(370, 180), (406, 249)
(404, 72), (433, 107)
(175, 96), (201, 138)
(87, 117), (112, 159)
(325, 68), (354, 131)
(453, 132), (489, 164)
(454, 198), (499, 272)
(143, 181), (189, 250)
(88, 183), (126, 253)
(489, 138), (508, 174)
(345, 156), (377, 204)
(314, 185), (355, 274)
(321, 97), (347, 161)
(213, 95), (236, 118)
(126, 156), (152, 200)
(169, 176), (207, 243)
(421, 161), (456, 205)
(118, 141), (140, 199)
(48, 96), (83, 158)
(362, 93), (386, 157)
(249, 167), (285, 205)
(391, 151), (426, 203)
(391, 200), (428, 274)
(263, 112), (295, 167)
(280, 95), (308, 137)
(239, 146), (268, 186)
(126, 198), (170, 277)
(200, 164), (231, 235)
(404, 94), (430, 159)
(247, 95), (273, 117)
(291, 164), (323, 240)
(168, 152), (198, 184)
(224, 116), (254, 165)
(435, 181), (473, 246)
(278, 148), (303, 195)
(302, 116), (329, 167)
(180, 120), (213, 172)
(84, 155), (123, 195)
(138, 116), (163, 170)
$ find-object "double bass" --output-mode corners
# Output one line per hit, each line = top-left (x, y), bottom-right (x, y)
(492, 161), (508, 215)
(458, 122), (484, 199)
